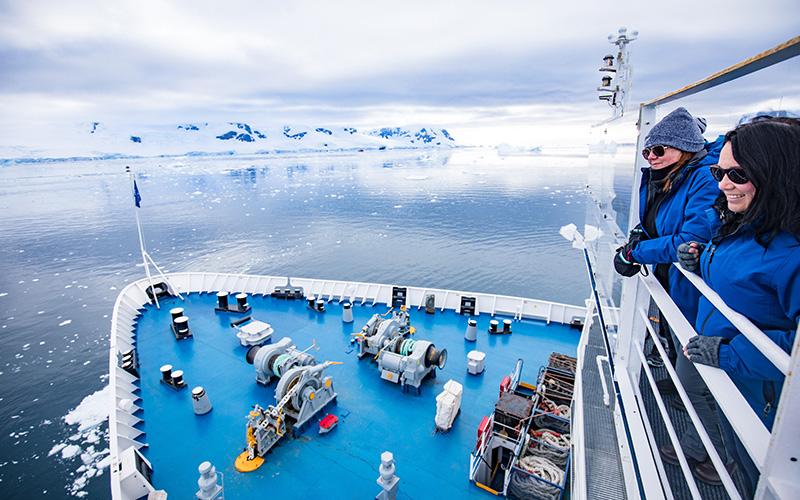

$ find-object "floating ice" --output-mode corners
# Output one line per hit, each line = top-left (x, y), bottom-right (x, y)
(61, 444), (81, 459)
(49, 443), (66, 457)
(49, 386), (111, 497)
(64, 386), (108, 433)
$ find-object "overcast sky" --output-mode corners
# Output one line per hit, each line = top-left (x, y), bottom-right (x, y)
(1, 0), (798, 148)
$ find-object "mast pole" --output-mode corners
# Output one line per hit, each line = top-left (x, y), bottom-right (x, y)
(127, 166), (160, 309)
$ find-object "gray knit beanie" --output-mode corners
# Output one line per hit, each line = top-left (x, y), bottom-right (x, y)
(644, 107), (705, 152)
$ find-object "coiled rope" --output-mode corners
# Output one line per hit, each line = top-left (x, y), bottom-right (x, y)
(532, 430), (570, 450)
(517, 455), (564, 484)
(272, 353), (292, 376)
(538, 371), (574, 401)
(400, 339), (415, 356)
(539, 398), (571, 420)
(528, 430), (570, 468)
(547, 352), (577, 374)
(510, 455), (564, 500)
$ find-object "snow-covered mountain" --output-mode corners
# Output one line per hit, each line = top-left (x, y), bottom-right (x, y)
(1, 122), (458, 161)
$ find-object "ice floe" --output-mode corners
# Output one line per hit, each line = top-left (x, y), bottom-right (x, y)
(49, 385), (111, 497)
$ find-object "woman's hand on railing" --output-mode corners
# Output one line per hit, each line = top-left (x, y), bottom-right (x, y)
(684, 335), (723, 367)
(677, 241), (704, 273)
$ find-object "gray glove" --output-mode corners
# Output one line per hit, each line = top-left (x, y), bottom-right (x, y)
(684, 335), (723, 368)
(677, 242), (705, 273)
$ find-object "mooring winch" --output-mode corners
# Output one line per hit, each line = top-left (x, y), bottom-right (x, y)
(273, 360), (340, 433)
(353, 307), (414, 359)
(377, 337), (447, 394)
(246, 337), (317, 386)
(235, 359), (340, 472)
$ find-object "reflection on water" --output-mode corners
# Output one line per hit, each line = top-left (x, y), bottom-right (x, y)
(0, 147), (588, 498)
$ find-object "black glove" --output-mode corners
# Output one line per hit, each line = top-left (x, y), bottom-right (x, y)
(677, 242), (705, 273)
(684, 335), (723, 368)
(629, 224), (647, 246)
(613, 243), (640, 277)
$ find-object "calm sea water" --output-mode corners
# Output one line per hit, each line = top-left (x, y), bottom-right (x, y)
(0, 147), (590, 499)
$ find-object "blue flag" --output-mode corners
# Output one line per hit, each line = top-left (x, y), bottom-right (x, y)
(133, 180), (142, 208)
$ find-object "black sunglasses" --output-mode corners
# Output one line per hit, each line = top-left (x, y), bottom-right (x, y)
(641, 145), (670, 159)
(709, 165), (749, 184)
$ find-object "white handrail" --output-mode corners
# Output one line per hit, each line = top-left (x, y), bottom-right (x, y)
(675, 263), (791, 375)
(637, 270), (771, 467)
(637, 308), (741, 499)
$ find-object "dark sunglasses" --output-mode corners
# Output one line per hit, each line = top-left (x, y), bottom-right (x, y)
(641, 145), (670, 159)
(709, 165), (749, 184)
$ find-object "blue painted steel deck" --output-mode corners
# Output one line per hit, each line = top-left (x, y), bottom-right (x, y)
(133, 292), (580, 499)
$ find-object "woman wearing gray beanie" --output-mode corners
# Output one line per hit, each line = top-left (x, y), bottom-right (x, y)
(613, 106), (727, 484)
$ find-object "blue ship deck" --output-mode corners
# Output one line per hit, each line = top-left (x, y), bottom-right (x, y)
(130, 291), (580, 499)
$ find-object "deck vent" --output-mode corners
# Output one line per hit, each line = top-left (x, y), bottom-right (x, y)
(191, 387), (213, 415)
(343, 302), (353, 323)
(391, 287), (407, 307)
(465, 319), (477, 341)
(460, 296), (476, 316)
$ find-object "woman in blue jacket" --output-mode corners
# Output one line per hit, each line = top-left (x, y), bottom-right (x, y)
(613, 107), (724, 484)
(678, 116), (800, 496)
(615, 107), (720, 324)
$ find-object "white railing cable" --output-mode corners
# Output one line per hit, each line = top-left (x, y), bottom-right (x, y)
(675, 264), (790, 375)
(637, 308), (741, 499)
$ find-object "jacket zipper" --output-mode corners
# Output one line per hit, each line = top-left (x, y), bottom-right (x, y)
(699, 308), (718, 336)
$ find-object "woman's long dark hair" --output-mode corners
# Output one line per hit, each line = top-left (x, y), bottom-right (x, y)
(725, 116), (800, 246)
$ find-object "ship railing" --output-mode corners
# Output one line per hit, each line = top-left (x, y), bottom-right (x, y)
(618, 271), (745, 499)
(612, 257), (800, 500)
(128, 271), (586, 324)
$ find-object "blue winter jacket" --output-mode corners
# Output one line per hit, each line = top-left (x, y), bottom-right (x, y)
(695, 227), (800, 430)
(631, 159), (720, 324)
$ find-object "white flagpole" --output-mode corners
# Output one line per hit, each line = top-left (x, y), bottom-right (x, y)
(126, 166), (160, 308)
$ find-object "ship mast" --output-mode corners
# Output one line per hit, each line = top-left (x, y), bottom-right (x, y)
(597, 27), (638, 118)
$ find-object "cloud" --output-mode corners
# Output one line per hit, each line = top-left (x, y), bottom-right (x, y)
(0, 0), (798, 148)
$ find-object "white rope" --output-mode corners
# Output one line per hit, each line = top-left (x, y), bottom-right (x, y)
(517, 455), (564, 485)
(540, 397), (571, 420)
(537, 430), (570, 451)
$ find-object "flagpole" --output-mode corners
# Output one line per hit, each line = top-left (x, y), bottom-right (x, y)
(126, 166), (160, 308)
